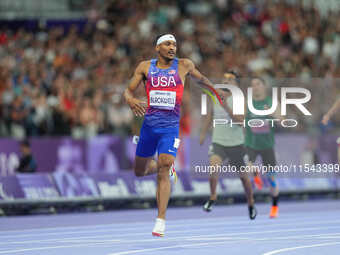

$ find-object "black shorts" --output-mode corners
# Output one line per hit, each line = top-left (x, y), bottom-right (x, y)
(209, 143), (246, 169)
(246, 147), (276, 166)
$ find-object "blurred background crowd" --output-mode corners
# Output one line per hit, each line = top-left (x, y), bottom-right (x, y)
(1, 0), (340, 139)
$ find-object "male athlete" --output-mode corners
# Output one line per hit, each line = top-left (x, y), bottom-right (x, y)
(124, 34), (224, 237)
(245, 77), (281, 218)
(200, 71), (257, 220)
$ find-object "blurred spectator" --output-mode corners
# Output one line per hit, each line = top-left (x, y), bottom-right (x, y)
(9, 96), (28, 139)
(0, 0), (340, 137)
(107, 93), (133, 136)
(16, 140), (37, 173)
(31, 93), (52, 135)
(73, 98), (101, 139)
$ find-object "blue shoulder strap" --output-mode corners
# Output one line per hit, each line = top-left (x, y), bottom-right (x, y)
(171, 58), (178, 70)
(150, 59), (157, 68)
(147, 59), (157, 77)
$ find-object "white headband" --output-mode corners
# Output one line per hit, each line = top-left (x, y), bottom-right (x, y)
(156, 34), (176, 45)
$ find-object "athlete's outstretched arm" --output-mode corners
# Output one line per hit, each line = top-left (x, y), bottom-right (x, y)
(184, 59), (244, 122)
(124, 62), (147, 117)
(322, 98), (340, 125)
(184, 59), (224, 107)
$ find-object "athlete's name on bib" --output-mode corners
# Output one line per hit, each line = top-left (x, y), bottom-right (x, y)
(150, 90), (176, 110)
(150, 97), (175, 104)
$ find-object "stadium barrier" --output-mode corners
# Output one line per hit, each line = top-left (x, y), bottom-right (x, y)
(0, 134), (339, 214)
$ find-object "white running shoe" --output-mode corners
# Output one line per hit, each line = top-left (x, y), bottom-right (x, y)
(169, 163), (178, 183)
(152, 218), (165, 237)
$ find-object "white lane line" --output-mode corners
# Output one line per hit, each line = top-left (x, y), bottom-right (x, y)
(2, 218), (340, 245)
(106, 240), (242, 255)
(2, 217), (340, 245)
(0, 216), (266, 236)
(56, 225), (340, 239)
(1, 225), (340, 254)
(106, 239), (340, 255)
(1, 209), (338, 234)
(319, 235), (340, 239)
(0, 242), (121, 254)
(262, 241), (340, 255)
(177, 225), (340, 240)
(188, 232), (340, 242)
(0, 214), (260, 233)
(262, 233), (340, 241)
(0, 238), (243, 254)
(2, 213), (340, 240)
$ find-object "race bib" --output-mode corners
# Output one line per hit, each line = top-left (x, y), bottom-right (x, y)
(149, 90), (176, 110)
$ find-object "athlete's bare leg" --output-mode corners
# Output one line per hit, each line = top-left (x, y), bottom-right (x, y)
(156, 153), (174, 219)
(239, 172), (255, 206)
(134, 156), (158, 177)
(209, 154), (223, 201)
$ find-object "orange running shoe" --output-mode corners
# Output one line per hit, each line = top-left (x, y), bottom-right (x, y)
(254, 175), (263, 190)
(269, 205), (279, 218)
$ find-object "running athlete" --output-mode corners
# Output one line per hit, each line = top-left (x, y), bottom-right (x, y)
(124, 34), (224, 237)
(200, 71), (257, 220)
(245, 77), (281, 218)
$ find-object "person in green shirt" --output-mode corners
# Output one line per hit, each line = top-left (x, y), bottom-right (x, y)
(245, 77), (281, 218)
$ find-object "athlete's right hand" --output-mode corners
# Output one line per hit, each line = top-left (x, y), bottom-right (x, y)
(321, 114), (330, 125)
(127, 98), (147, 117)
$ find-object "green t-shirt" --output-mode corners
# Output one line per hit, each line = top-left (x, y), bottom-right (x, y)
(245, 96), (275, 149)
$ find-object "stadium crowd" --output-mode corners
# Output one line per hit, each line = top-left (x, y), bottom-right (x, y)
(0, 0), (340, 139)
